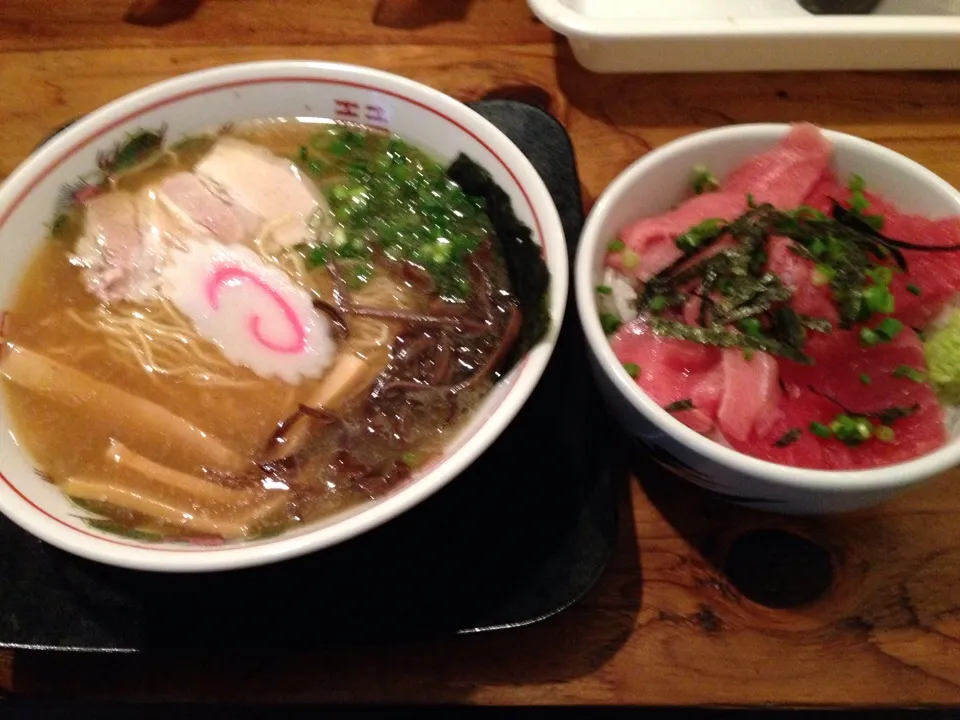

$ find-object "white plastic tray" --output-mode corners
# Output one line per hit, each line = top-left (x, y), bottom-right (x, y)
(528, 0), (960, 73)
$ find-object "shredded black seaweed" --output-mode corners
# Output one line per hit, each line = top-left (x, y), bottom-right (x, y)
(447, 154), (551, 376)
(664, 399), (695, 413)
(774, 428), (802, 448)
(651, 318), (813, 365)
(807, 385), (920, 425)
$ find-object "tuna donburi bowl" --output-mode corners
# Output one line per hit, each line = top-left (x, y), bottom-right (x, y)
(576, 123), (960, 513)
(0, 62), (567, 571)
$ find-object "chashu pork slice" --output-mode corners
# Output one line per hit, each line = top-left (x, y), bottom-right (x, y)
(194, 138), (326, 251)
(73, 191), (171, 303)
(156, 171), (248, 245)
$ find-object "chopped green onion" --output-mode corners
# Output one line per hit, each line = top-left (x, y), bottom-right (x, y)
(746, 193), (756, 208)
(809, 422), (832, 439)
(876, 317), (903, 341)
(808, 237), (827, 257)
(892, 365), (926, 383)
(596, 285), (613, 295)
(737, 318), (763, 338)
(674, 218), (722, 253)
(854, 417), (874, 441)
(664, 399), (694, 413)
(859, 373), (872, 385)
(401, 451), (421, 467)
(907, 283), (922, 296)
(607, 239), (625, 252)
(743, 348), (755, 361)
(600, 313), (621, 335)
(691, 165), (719, 195)
(850, 191), (869, 213)
(812, 264), (835, 286)
(830, 414), (873, 446)
(859, 328), (879, 347)
(623, 362), (641, 379)
(649, 295), (667, 313)
(863, 284), (895, 314)
(875, 426), (896, 443)
(866, 266), (893, 287)
(622, 249), (640, 270)
(863, 214), (884, 231)
(849, 174), (866, 193)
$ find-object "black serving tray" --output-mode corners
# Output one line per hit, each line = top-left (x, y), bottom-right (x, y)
(0, 100), (617, 650)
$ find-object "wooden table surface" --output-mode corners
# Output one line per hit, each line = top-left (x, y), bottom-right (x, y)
(2, 0), (960, 708)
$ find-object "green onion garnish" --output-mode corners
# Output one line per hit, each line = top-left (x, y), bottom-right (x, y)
(649, 295), (667, 313)
(859, 328), (879, 347)
(809, 422), (832, 439)
(906, 283), (922, 296)
(691, 165), (719, 195)
(600, 313), (621, 335)
(876, 317), (903, 341)
(607, 239), (625, 252)
(892, 365), (926, 383)
(866, 266), (893, 287)
(738, 318), (763, 338)
(596, 285), (613, 295)
(859, 373), (872, 385)
(623, 362), (640, 379)
(863, 284), (895, 314)
(875, 426), (896, 443)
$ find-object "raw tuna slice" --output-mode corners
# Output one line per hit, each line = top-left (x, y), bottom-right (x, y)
(715, 350), (783, 442)
(724, 123), (832, 208)
(778, 328), (945, 469)
(607, 192), (745, 281)
(610, 319), (720, 433)
(803, 173), (960, 329)
(608, 123), (832, 281)
(765, 235), (838, 325)
(865, 194), (960, 329)
(726, 390), (840, 470)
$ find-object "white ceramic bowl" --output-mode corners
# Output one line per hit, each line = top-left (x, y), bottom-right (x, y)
(0, 61), (567, 571)
(576, 123), (960, 514)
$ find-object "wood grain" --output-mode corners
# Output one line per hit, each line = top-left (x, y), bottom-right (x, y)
(2, 0), (960, 707)
(0, 0), (551, 51)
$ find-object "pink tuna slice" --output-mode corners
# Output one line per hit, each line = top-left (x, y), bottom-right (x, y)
(726, 390), (839, 470)
(195, 138), (326, 251)
(74, 192), (167, 303)
(803, 172), (960, 329)
(607, 123), (832, 282)
(723, 122), (831, 208)
(778, 328), (945, 470)
(765, 235), (838, 325)
(157, 172), (247, 245)
(610, 319), (719, 433)
(716, 350), (782, 443)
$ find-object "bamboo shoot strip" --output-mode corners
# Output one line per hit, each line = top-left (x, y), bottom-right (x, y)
(267, 349), (387, 460)
(62, 476), (285, 539)
(0, 343), (248, 473)
(106, 439), (256, 504)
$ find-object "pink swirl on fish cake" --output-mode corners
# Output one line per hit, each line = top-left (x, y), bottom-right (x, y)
(205, 265), (306, 354)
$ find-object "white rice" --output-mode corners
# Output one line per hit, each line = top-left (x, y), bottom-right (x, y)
(597, 267), (638, 324)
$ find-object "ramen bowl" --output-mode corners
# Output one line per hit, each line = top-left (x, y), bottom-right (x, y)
(576, 123), (960, 514)
(0, 61), (567, 571)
